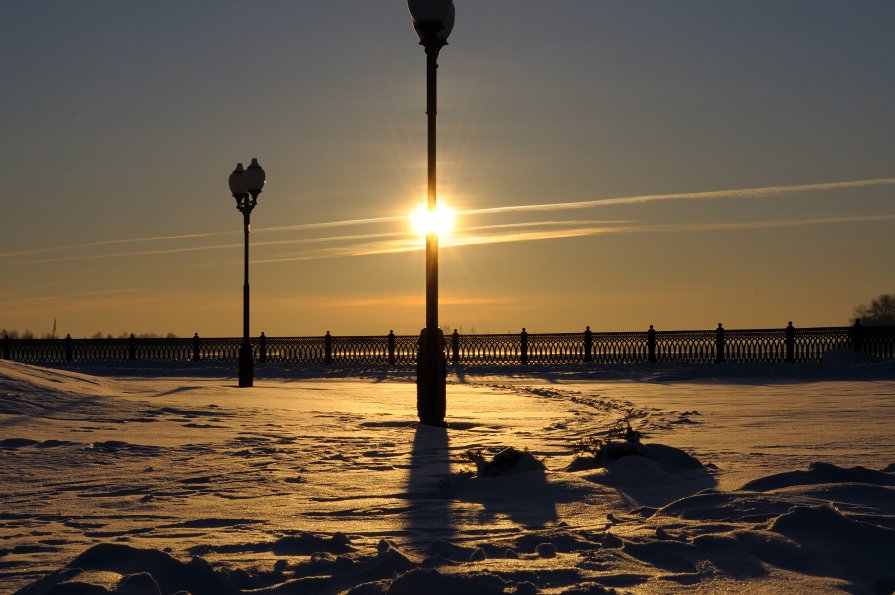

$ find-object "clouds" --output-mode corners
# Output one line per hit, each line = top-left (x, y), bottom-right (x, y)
(460, 178), (895, 215)
(3, 177), (893, 268)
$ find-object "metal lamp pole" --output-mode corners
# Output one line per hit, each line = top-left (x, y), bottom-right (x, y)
(228, 158), (266, 388)
(408, 0), (455, 426)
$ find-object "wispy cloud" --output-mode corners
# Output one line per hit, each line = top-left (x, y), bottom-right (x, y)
(0, 231), (236, 259)
(461, 178), (895, 216)
(0, 217), (408, 259)
(450, 213), (895, 251)
(5, 211), (895, 268)
(6, 288), (148, 308)
(2, 221), (632, 266)
(2, 177), (891, 260)
(253, 213), (895, 263)
(0, 232), (410, 266)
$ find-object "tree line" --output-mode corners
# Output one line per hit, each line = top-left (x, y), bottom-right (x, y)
(853, 293), (895, 326)
(0, 330), (179, 340)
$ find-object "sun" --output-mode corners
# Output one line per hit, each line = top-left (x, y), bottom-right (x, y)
(411, 203), (455, 238)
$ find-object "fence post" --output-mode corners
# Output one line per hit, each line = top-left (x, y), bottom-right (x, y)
(851, 319), (863, 352)
(715, 323), (725, 363)
(2, 334), (9, 360)
(259, 332), (267, 364)
(785, 321), (795, 363)
(520, 328), (529, 365)
(451, 329), (460, 366)
(324, 331), (333, 365)
(192, 333), (200, 361)
(584, 326), (593, 362)
(388, 330), (396, 366)
(65, 334), (73, 362)
(128, 334), (136, 360)
(648, 325), (657, 363)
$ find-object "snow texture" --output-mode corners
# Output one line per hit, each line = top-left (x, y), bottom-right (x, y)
(2, 358), (894, 594)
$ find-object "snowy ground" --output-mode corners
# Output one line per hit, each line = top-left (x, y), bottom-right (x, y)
(2, 356), (895, 594)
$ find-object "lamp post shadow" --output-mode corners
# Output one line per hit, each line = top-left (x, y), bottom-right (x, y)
(404, 423), (455, 544)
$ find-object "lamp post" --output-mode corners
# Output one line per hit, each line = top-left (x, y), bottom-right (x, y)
(408, 0), (454, 426)
(228, 158), (266, 388)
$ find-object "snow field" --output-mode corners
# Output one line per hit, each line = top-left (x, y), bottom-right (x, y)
(2, 360), (894, 594)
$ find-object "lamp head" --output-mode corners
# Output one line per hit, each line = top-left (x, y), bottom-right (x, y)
(408, 0), (454, 48)
(245, 157), (266, 199)
(408, 0), (453, 23)
(229, 163), (248, 199)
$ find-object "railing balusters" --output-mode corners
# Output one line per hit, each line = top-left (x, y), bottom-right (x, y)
(3, 325), (891, 366)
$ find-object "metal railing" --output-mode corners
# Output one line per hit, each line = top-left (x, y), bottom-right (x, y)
(3, 322), (893, 366)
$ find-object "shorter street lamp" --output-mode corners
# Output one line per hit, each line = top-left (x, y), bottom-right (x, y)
(228, 158), (266, 388)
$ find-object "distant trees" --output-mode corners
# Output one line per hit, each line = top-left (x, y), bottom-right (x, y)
(853, 293), (895, 326)
(125, 332), (178, 339)
(1, 320), (56, 339)
(1, 329), (30, 339)
(1, 329), (48, 339)
(3, 329), (179, 339)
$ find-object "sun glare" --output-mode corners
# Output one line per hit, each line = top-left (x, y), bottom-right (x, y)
(411, 204), (455, 238)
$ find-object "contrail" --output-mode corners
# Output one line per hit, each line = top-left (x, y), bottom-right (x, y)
(0, 216), (408, 259)
(0, 231), (411, 266)
(0, 231), (242, 259)
(251, 221), (630, 264)
(1, 177), (892, 259)
(460, 219), (634, 232)
(0, 221), (632, 266)
(258, 215), (407, 233)
(6, 213), (895, 267)
(446, 213), (895, 250)
(250, 213), (895, 264)
(461, 178), (895, 216)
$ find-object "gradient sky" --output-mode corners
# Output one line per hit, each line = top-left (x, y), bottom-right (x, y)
(2, 1), (894, 338)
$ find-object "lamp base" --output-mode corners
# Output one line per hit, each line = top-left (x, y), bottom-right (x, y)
(416, 327), (446, 426)
(238, 341), (254, 388)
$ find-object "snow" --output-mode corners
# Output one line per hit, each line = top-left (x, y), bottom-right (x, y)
(2, 359), (894, 594)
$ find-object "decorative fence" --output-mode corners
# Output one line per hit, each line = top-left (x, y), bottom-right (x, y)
(3, 322), (894, 366)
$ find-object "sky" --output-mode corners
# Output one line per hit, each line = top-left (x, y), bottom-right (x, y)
(1, 1), (894, 338)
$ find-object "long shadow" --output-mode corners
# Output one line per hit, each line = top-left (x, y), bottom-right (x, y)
(460, 465), (563, 529)
(152, 386), (203, 397)
(580, 464), (717, 508)
(404, 424), (455, 545)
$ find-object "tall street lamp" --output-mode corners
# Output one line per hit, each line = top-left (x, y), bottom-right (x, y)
(408, 0), (455, 426)
(228, 157), (266, 388)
